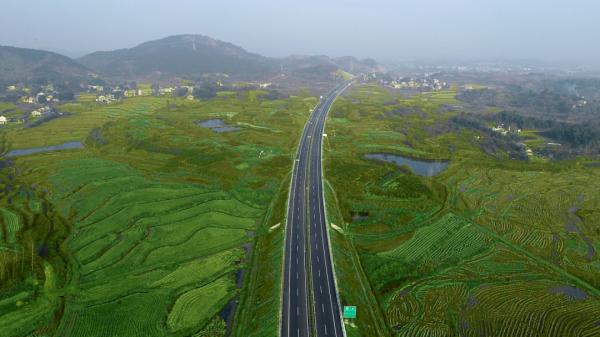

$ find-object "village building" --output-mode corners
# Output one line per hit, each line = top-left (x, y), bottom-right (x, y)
(158, 87), (175, 95)
(96, 94), (116, 104)
(31, 106), (52, 117)
(124, 90), (137, 97)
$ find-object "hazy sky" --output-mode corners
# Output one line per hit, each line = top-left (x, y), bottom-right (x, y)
(0, 0), (598, 64)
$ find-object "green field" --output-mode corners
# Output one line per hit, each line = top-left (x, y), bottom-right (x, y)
(3, 81), (599, 337)
(0, 90), (314, 336)
(324, 84), (600, 337)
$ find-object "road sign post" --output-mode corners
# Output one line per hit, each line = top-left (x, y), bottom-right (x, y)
(343, 306), (357, 319)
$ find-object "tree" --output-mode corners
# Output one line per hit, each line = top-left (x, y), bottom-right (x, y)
(193, 83), (217, 100)
(173, 87), (189, 97)
(57, 91), (75, 101)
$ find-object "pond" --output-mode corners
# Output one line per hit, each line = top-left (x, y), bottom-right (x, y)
(197, 119), (240, 133)
(5, 141), (84, 157)
(365, 153), (449, 176)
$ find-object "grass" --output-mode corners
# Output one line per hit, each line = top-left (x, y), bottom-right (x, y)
(0, 102), (23, 119)
(323, 83), (600, 336)
(233, 175), (290, 337)
(76, 93), (97, 103)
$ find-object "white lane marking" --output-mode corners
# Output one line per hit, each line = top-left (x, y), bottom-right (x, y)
(325, 324), (328, 335)
(297, 306), (299, 316)
(317, 256), (319, 263)
(318, 270), (321, 277)
(296, 287), (298, 297)
(320, 285), (323, 294)
(296, 272), (298, 280)
(322, 303), (325, 313)
(315, 86), (350, 337)
(316, 173), (342, 337)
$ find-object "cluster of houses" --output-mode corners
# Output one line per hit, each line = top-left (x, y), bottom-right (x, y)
(31, 106), (54, 117)
(22, 92), (60, 104)
(6, 77), (276, 110)
(491, 123), (522, 136)
(573, 97), (588, 109)
(360, 73), (378, 82)
(0, 106), (56, 126)
(91, 84), (195, 104)
(18, 84), (61, 104)
(96, 94), (117, 104)
(386, 77), (449, 91)
(91, 80), (269, 104)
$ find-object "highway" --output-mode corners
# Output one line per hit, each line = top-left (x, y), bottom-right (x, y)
(281, 81), (352, 337)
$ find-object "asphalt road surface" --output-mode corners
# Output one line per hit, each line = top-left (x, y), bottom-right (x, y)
(281, 81), (352, 337)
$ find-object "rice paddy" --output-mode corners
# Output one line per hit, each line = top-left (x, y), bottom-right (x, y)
(323, 84), (600, 337)
(0, 90), (313, 336)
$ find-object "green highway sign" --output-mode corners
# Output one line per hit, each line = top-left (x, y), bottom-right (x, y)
(343, 306), (357, 319)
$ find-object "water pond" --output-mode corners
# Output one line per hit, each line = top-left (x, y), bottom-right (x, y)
(5, 141), (84, 157)
(365, 153), (449, 177)
(197, 119), (240, 133)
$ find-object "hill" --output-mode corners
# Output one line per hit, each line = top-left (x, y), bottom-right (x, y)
(0, 45), (91, 86)
(283, 55), (382, 78)
(78, 35), (277, 81)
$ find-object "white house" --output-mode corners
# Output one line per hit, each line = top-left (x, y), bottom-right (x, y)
(0, 116), (8, 125)
(31, 106), (51, 117)
(158, 87), (175, 95)
(96, 94), (116, 104)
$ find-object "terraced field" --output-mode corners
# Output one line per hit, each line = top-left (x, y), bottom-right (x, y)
(44, 158), (254, 337)
(0, 208), (21, 244)
(0, 90), (314, 336)
(324, 84), (600, 337)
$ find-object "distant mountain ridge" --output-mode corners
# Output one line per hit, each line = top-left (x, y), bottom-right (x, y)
(0, 45), (91, 86)
(282, 54), (381, 77)
(1, 34), (382, 86)
(79, 34), (382, 81)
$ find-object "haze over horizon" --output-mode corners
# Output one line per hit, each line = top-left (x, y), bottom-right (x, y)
(1, 0), (599, 66)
